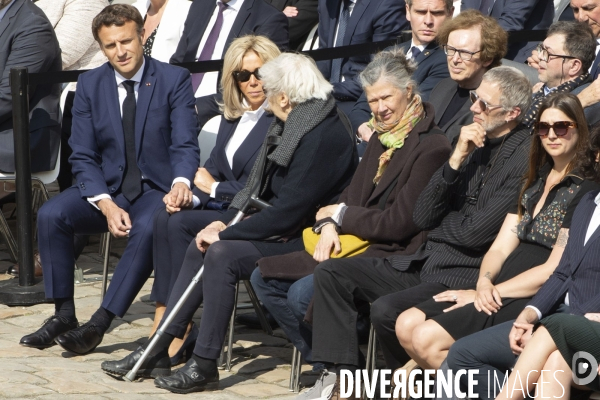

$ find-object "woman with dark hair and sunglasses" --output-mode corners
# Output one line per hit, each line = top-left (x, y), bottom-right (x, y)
(395, 92), (600, 371)
(138, 35), (280, 365)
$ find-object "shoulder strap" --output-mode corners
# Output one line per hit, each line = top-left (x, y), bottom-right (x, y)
(377, 176), (399, 211)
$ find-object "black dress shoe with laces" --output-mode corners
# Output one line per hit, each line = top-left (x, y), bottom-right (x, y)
(154, 358), (219, 394)
(20, 315), (78, 349)
(55, 321), (104, 355)
(101, 346), (171, 378)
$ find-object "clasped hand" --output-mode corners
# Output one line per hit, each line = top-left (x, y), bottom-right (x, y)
(196, 221), (226, 252)
(316, 204), (339, 221)
(474, 280), (503, 315)
(433, 289), (476, 313)
(163, 182), (193, 214)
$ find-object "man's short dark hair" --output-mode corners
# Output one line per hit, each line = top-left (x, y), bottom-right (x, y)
(547, 21), (597, 72)
(92, 4), (144, 43)
(406, 0), (453, 14)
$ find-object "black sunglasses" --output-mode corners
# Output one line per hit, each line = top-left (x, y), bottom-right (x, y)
(469, 91), (503, 113)
(536, 121), (577, 137)
(232, 68), (260, 82)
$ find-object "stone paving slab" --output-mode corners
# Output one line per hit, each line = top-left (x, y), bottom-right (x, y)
(0, 191), (312, 400)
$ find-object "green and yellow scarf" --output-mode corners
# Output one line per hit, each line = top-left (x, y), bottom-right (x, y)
(368, 94), (424, 185)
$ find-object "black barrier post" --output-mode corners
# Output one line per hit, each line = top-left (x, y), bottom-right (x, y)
(0, 67), (48, 305)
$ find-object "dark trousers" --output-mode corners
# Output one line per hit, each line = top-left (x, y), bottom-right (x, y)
(37, 185), (164, 316)
(161, 240), (262, 359)
(151, 208), (223, 304)
(311, 257), (446, 370)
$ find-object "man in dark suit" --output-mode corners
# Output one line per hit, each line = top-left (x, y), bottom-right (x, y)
(350, 0), (452, 143)
(264, 0), (318, 50)
(307, 67), (532, 385)
(317, 0), (407, 112)
(19, 4), (200, 355)
(0, 0), (62, 173)
(170, 0), (288, 99)
(445, 190), (600, 399)
(461, 0), (554, 62)
(428, 10), (507, 144)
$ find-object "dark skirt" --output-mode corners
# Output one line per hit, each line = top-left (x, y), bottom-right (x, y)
(541, 313), (600, 391)
(415, 241), (551, 340)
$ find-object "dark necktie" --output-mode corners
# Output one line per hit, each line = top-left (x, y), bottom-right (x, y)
(479, 0), (494, 14)
(121, 80), (142, 202)
(191, 1), (229, 92)
(330, 0), (351, 83)
(590, 51), (600, 79)
(410, 46), (421, 60)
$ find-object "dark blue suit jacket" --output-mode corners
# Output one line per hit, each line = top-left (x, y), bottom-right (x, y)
(0, 0), (62, 173)
(529, 191), (600, 317)
(69, 57), (200, 198)
(195, 112), (272, 205)
(317, 0), (407, 102)
(461, 0), (554, 62)
(170, 0), (289, 66)
(349, 40), (448, 132)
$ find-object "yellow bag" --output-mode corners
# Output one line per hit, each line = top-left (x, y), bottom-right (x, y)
(302, 227), (369, 258)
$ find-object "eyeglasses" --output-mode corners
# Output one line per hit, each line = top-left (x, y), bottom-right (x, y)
(443, 45), (481, 61)
(232, 68), (260, 82)
(536, 43), (577, 63)
(469, 91), (504, 113)
(536, 121), (577, 137)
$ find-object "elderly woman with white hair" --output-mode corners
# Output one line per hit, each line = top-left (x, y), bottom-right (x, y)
(101, 52), (358, 394)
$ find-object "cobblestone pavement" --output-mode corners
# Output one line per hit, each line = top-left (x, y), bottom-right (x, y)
(0, 189), (319, 400)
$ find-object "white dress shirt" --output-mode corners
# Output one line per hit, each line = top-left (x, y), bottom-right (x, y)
(592, 40), (600, 74)
(527, 192), (600, 320)
(194, 0), (244, 98)
(88, 59), (190, 208)
(207, 101), (266, 200)
(406, 40), (426, 60)
(332, 0), (356, 82)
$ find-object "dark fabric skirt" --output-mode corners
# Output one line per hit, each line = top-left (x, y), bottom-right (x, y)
(541, 313), (600, 391)
(415, 241), (551, 340)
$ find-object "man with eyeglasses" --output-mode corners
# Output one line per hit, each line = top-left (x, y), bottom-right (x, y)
(306, 66), (532, 389)
(428, 10), (507, 144)
(521, 21), (600, 128)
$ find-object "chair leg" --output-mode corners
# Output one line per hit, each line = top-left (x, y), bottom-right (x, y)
(363, 324), (377, 400)
(290, 346), (302, 393)
(0, 210), (17, 262)
(225, 281), (240, 372)
(243, 279), (273, 336)
(289, 346), (298, 391)
(100, 232), (112, 303)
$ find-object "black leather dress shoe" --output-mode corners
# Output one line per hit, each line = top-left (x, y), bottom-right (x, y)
(55, 322), (104, 355)
(235, 310), (279, 330)
(20, 315), (78, 349)
(154, 358), (219, 394)
(101, 346), (171, 378)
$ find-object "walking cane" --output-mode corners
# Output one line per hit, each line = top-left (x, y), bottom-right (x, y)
(124, 137), (280, 382)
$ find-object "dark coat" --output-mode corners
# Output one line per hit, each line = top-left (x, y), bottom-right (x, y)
(529, 191), (600, 317)
(263, 0), (319, 50)
(194, 112), (273, 205)
(0, 0), (62, 173)
(217, 107), (358, 257)
(461, 0), (554, 62)
(388, 125), (531, 288)
(428, 77), (473, 145)
(257, 102), (452, 281)
(349, 41), (449, 132)
(317, 0), (407, 102)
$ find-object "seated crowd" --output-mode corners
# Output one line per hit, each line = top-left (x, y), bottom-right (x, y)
(5, 0), (600, 399)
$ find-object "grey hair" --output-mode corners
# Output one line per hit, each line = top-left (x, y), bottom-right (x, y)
(481, 66), (532, 123)
(359, 47), (418, 94)
(259, 53), (333, 104)
(406, 0), (454, 14)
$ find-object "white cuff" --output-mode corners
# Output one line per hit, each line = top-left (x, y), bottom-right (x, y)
(172, 177), (191, 189)
(192, 195), (201, 208)
(332, 203), (347, 225)
(525, 305), (542, 321)
(210, 182), (219, 199)
(87, 194), (111, 210)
